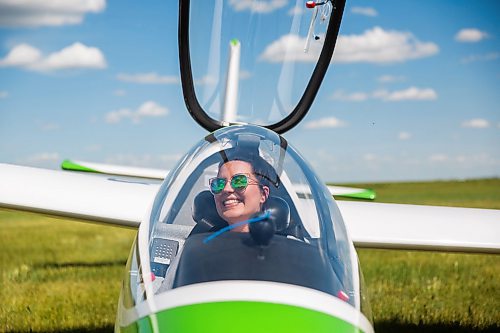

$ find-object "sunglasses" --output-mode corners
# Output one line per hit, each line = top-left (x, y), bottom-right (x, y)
(209, 173), (260, 194)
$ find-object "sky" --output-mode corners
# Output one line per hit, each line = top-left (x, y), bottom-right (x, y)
(0, 0), (499, 183)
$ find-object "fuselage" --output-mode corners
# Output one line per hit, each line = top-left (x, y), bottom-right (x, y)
(115, 125), (373, 333)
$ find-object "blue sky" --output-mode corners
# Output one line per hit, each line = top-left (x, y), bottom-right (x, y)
(0, 0), (498, 183)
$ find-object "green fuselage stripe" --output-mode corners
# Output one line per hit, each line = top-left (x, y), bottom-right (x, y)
(120, 301), (364, 333)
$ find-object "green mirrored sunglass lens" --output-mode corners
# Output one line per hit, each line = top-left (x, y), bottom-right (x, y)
(211, 178), (226, 192)
(231, 175), (248, 189)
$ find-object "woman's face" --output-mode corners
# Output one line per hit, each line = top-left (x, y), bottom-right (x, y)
(213, 160), (269, 232)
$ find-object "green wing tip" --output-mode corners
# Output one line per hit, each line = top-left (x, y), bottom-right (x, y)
(230, 38), (240, 46)
(335, 189), (376, 200)
(61, 159), (98, 173)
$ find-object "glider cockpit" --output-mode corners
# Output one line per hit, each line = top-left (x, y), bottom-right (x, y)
(129, 124), (370, 319)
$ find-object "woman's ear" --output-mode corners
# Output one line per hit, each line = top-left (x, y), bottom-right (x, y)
(260, 186), (270, 203)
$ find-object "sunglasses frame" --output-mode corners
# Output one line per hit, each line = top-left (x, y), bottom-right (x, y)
(209, 173), (261, 195)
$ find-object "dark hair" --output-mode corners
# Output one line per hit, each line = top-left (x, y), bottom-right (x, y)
(218, 148), (280, 189)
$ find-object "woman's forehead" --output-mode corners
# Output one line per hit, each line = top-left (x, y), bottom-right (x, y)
(218, 160), (253, 176)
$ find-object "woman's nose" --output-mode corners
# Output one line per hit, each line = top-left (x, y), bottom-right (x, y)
(221, 178), (234, 193)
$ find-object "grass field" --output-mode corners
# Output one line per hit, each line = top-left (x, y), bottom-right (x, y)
(1, 178), (499, 332)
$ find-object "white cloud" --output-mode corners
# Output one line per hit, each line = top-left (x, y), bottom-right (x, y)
(461, 118), (490, 128)
(106, 109), (133, 123)
(304, 117), (346, 129)
(461, 52), (499, 64)
(113, 89), (126, 96)
(363, 153), (376, 161)
(116, 72), (179, 84)
(455, 28), (489, 43)
(331, 90), (369, 102)
(0, 42), (107, 72)
(351, 6), (378, 17)
(39, 42), (106, 70)
(456, 155), (466, 163)
(378, 75), (405, 83)
(194, 71), (252, 86)
(259, 34), (321, 63)
(159, 154), (183, 163)
(429, 154), (448, 162)
(229, 0), (287, 13)
(0, 90), (8, 98)
(239, 70), (252, 80)
(332, 87), (437, 102)
(0, 0), (106, 27)
(136, 100), (168, 117)
(398, 131), (411, 140)
(451, 153), (499, 167)
(335, 27), (439, 63)
(375, 87), (437, 101)
(0, 43), (41, 67)
(105, 101), (169, 124)
(260, 27), (439, 64)
(195, 75), (218, 86)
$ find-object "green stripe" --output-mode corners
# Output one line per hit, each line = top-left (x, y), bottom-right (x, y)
(61, 159), (100, 173)
(120, 301), (364, 333)
(334, 189), (376, 200)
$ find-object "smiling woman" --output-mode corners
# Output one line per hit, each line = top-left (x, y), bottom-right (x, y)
(212, 160), (270, 231)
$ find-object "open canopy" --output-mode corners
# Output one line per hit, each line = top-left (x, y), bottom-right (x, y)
(179, 0), (346, 133)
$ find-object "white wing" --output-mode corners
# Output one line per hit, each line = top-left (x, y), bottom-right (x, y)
(2, 163), (498, 253)
(62, 159), (376, 200)
(0, 163), (158, 227)
(62, 159), (168, 179)
(338, 201), (500, 254)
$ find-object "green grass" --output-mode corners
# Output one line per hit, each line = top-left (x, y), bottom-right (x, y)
(336, 178), (500, 332)
(1, 178), (499, 332)
(0, 213), (135, 332)
(359, 250), (499, 332)
(338, 178), (500, 209)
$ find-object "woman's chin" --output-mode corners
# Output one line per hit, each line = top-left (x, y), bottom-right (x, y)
(223, 212), (248, 224)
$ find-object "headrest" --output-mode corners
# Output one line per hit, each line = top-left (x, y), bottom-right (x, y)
(191, 190), (227, 234)
(263, 196), (290, 233)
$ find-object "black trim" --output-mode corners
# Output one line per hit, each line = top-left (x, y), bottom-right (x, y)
(179, 0), (223, 132)
(178, 0), (346, 134)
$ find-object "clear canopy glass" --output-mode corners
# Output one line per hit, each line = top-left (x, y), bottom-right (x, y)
(187, 0), (331, 125)
(142, 125), (368, 315)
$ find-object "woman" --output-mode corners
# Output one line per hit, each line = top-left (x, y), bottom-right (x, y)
(209, 156), (277, 232)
